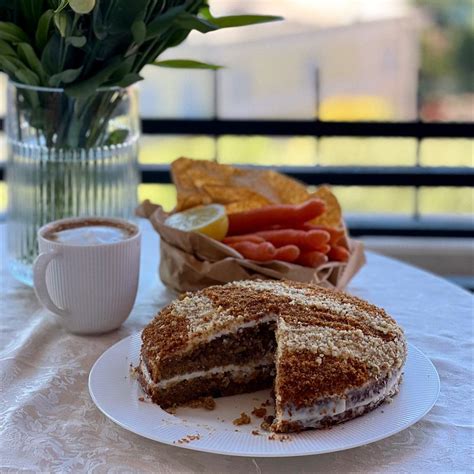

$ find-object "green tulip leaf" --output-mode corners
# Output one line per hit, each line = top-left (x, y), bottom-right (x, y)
(0, 56), (24, 76)
(35, 10), (54, 50)
(15, 67), (40, 86)
(17, 42), (47, 83)
(54, 0), (69, 14)
(19, 0), (44, 35)
(116, 73), (143, 88)
(153, 59), (222, 70)
(106, 129), (129, 146)
(145, 4), (188, 39)
(131, 20), (146, 45)
(49, 66), (83, 86)
(201, 14), (283, 29)
(199, 5), (283, 29)
(53, 11), (68, 37)
(0, 39), (16, 56)
(0, 22), (30, 44)
(65, 56), (123, 97)
(66, 35), (87, 48)
(41, 33), (62, 75)
(174, 12), (218, 33)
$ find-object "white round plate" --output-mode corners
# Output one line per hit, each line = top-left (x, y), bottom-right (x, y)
(89, 334), (439, 457)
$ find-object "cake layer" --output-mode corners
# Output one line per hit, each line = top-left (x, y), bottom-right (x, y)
(272, 368), (402, 432)
(145, 321), (276, 381)
(138, 359), (275, 408)
(273, 387), (399, 433)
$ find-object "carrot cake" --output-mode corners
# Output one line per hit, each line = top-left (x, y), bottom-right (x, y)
(137, 280), (407, 432)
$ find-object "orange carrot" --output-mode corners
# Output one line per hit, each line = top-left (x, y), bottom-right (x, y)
(223, 234), (265, 244)
(274, 245), (300, 262)
(295, 250), (328, 268)
(328, 245), (350, 262)
(295, 223), (345, 245)
(314, 244), (331, 255)
(228, 241), (277, 261)
(227, 199), (326, 235)
(255, 229), (330, 250)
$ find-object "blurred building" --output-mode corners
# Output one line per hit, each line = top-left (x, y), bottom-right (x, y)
(139, 0), (422, 120)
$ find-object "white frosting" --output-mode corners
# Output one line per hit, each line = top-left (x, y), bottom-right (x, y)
(279, 368), (402, 426)
(140, 355), (275, 390)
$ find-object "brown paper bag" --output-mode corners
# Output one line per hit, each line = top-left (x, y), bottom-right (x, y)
(137, 201), (366, 293)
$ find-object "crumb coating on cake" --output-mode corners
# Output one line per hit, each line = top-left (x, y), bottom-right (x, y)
(141, 279), (407, 402)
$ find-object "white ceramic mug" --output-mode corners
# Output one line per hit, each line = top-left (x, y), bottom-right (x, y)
(33, 217), (141, 334)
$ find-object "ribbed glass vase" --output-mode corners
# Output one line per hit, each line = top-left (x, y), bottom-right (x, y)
(6, 82), (140, 286)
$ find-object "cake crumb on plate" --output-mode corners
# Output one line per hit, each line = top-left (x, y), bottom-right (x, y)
(252, 407), (267, 418)
(233, 412), (251, 425)
(268, 434), (290, 442)
(174, 434), (201, 445)
(186, 396), (216, 410)
(260, 415), (275, 431)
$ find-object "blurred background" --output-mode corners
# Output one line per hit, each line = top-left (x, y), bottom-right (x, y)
(0, 0), (472, 286)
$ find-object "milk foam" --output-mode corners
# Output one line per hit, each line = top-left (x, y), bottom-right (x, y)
(48, 225), (131, 245)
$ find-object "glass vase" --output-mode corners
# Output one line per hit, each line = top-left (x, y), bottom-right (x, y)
(6, 82), (140, 286)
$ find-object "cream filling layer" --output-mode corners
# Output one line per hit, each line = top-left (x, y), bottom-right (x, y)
(279, 368), (402, 426)
(140, 355), (275, 390)
(201, 314), (277, 344)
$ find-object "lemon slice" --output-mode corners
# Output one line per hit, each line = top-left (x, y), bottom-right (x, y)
(165, 204), (229, 241)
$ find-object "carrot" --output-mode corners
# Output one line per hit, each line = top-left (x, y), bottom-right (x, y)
(227, 199), (326, 235)
(274, 245), (300, 262)
(327, 245), (350, 262)
(228, 241), (277, 261)
(223, 234), (265, 244)
(295, 250), (328, 268)
(295, 223), (345, 245)
(314, 244), (331, 255)
(255, 229), (330, 250)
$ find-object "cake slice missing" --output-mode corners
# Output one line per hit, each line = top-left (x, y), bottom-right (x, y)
(137, 280), (406, 432)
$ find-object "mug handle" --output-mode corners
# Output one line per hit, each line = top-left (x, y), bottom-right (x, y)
(33, 251), (68, 318)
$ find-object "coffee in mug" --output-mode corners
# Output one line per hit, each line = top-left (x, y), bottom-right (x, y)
(34, 217), (141, 335)
(44, 219), (136, 245)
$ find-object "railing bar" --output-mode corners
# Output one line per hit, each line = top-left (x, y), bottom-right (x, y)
(136, 164), (474, 187)
(212, 70), (219, 162)
(1, 117), (474, 138)
(0, 213), (466, 237)
(1, 163), (472, 186)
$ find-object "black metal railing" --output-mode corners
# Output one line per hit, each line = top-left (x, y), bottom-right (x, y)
(140, 163), (473, 187)
(1, 117), (473, 238)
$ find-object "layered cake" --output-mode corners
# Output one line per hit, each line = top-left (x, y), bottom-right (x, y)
(138, 280), (406, 432)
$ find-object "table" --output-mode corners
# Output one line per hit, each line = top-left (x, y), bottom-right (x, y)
(1, 221), (473, 473)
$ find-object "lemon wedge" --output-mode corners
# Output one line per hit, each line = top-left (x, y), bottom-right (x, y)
(164, 204), (229, 241)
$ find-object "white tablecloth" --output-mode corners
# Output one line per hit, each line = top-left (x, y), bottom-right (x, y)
(1, 221), (473, 473)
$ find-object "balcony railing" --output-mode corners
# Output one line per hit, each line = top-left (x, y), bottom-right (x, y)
(1, 116), (472, 237)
